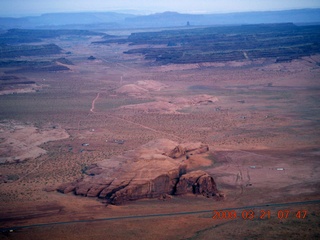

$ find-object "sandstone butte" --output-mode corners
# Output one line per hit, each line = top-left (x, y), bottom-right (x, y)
(57, 139), (222, 204)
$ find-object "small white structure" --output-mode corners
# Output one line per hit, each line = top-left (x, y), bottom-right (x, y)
(276, 168), (284, 171)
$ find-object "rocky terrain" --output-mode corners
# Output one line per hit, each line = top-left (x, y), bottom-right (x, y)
(0, 120), (69, 163)
(115, 80), (219, 113)
(115, 80), (168, 97)
(121, 94), (219, 113)
(57, 139), (220, 204)
(0, 25), (319, 239)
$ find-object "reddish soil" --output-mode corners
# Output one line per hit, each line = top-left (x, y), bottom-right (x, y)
(0, 35), (319, 239)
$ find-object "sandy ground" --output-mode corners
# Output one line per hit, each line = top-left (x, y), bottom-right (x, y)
(0, 36), (319, 239)
(0, 121), (69, 164)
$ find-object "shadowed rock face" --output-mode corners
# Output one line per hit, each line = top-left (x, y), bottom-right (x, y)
(175, 170), (218, 196)
(57, 139), (220, 204)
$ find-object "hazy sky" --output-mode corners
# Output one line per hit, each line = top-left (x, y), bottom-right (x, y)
(1, 0), (320, 17)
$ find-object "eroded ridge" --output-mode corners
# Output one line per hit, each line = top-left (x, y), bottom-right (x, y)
(57, 139), (222, 204)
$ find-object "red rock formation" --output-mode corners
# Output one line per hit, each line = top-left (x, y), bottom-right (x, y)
(167, 145), (186, 158)
(175, 170), (218, 196)
(57, 139), (220, 204)
(166, 142), (209, 159)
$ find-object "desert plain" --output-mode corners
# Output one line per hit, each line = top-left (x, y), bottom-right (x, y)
(0, 25), (320, 239)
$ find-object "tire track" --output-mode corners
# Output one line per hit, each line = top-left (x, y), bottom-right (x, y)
(83, 91), (183, 141)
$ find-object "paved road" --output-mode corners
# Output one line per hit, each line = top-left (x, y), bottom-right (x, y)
(1, 199), (319, 232)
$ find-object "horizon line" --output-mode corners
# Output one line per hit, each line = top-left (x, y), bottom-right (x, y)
(1, 7), (320, 18)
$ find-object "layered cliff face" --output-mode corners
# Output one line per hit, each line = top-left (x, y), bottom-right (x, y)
(57, 139), (221, 204)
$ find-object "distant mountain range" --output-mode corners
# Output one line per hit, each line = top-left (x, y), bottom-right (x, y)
(1, 9), (320, 30)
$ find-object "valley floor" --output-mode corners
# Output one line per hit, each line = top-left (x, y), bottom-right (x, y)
(0, 34), (319, 239)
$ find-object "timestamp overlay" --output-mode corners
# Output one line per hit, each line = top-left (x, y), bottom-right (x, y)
(212, 209), (308, 220)
(211, 200), (319, 221)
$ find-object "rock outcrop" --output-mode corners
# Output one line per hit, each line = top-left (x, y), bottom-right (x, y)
(166, 142), (209, 159)
(120, 94), (219, 114)
(57, 139), (220, 204)
(175, 170), (218, 196)
(0, 120), (69, 163)
(115, 80), (167, 97)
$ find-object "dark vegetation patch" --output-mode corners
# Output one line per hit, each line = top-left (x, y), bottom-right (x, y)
(0, 75), (20, 81)
(0, 44), (62, 58)
(188, 85), (215, 91)
(0, 57), (72, 73)
(4, 64), (70, 74)
(55, 57), (74, 65)
(92, 35), (128, 44)
(0, 57), (73, 68)
(0, 81), (35, 85)
(100, 23), (320, 64)
(0, 174), (20, 183)
(0, 60), (52, 68)
(0, 75), (36, 90)
(40, 65), (70, 71)
(0, 28), (106, 44)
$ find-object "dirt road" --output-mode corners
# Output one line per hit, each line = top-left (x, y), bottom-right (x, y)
(90, 92), (100, 113)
